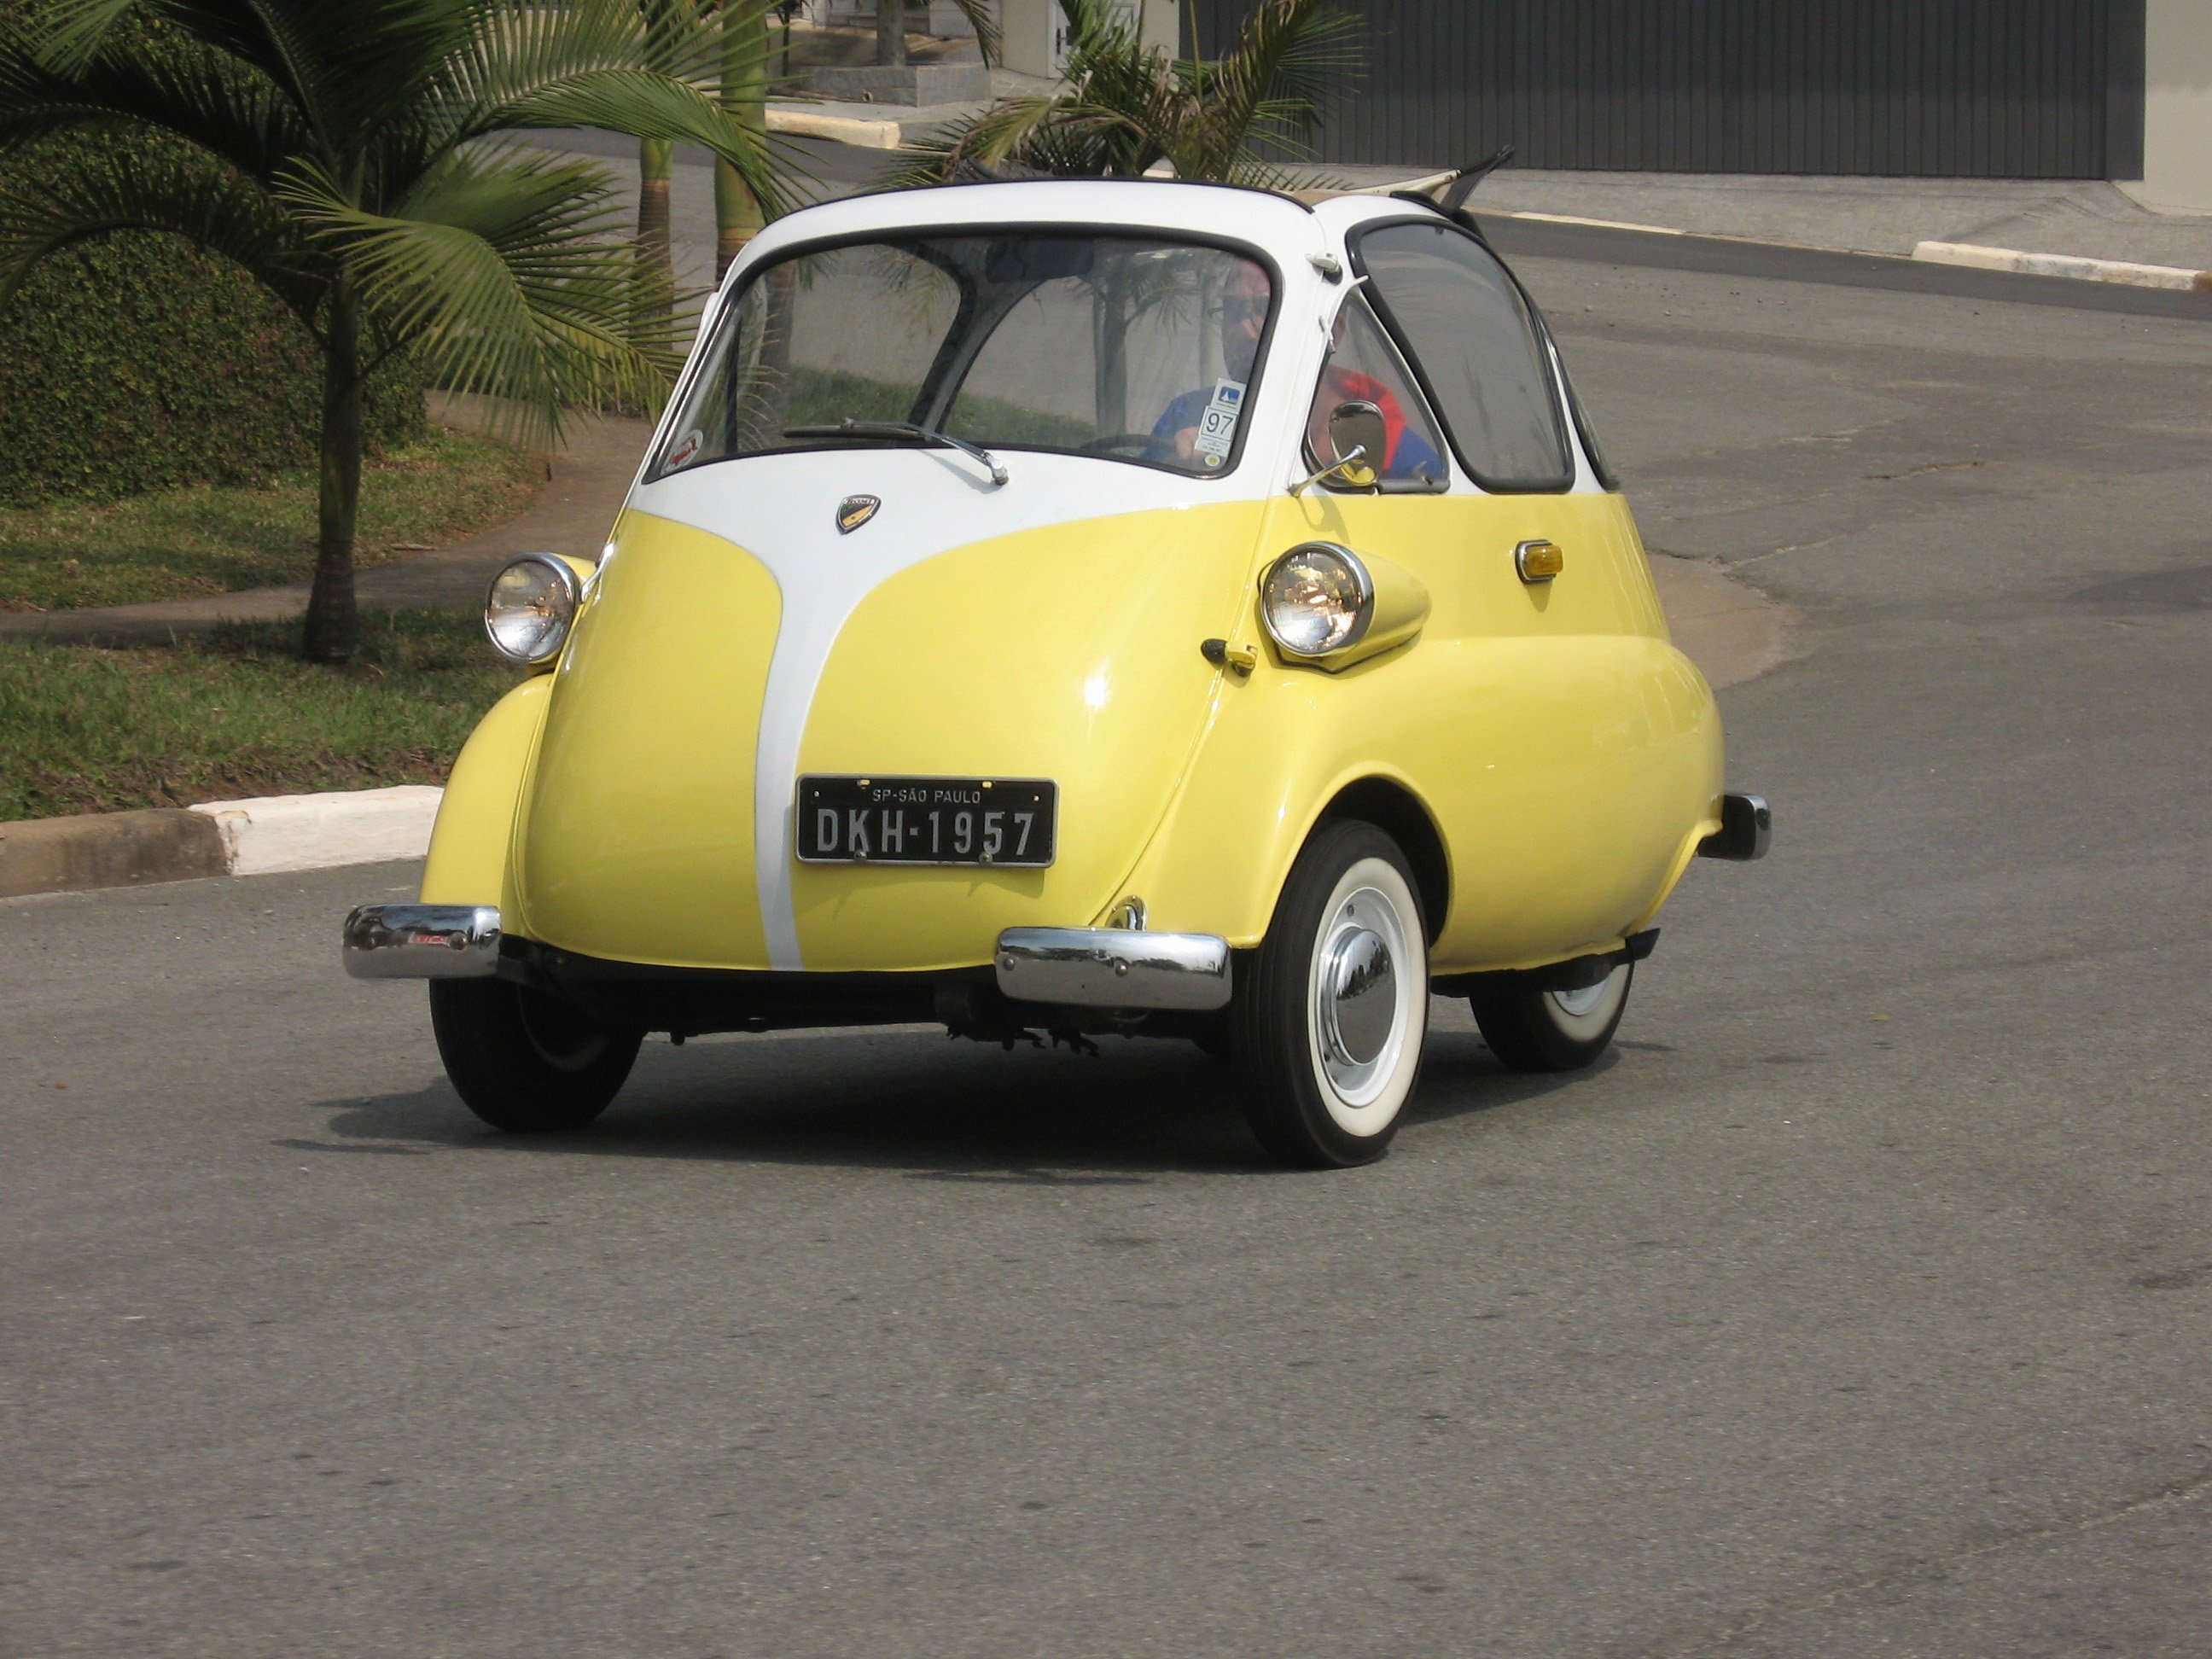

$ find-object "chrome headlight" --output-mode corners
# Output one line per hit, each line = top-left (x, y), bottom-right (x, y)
(484, 553), (580, 666)
(1261, 542), (1372, 658)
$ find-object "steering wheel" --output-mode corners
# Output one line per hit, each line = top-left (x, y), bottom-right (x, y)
(1074, 433), (1164, 458)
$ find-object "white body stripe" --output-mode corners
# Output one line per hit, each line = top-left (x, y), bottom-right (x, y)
(628, 452), (1266, 969)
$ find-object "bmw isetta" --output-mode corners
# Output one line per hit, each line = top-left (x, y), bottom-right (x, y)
(342, 175), (1768, 1167)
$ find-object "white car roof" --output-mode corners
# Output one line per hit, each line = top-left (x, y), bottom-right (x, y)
(723, 178), (1445, 294)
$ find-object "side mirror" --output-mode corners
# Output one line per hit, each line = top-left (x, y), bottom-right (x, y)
(1325, 400), (1386, 490)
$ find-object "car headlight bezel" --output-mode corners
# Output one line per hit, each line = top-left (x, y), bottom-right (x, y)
(1261, 542), (1374, 660)
(484, 552), (582, 667)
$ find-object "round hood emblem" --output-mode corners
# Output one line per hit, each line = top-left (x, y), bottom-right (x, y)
(836, 495), (882, 534)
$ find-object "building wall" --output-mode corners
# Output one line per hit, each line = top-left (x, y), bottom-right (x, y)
(998, 0), (1177, 79)
(1187, 0), (2147, 181)
(2140, 0), (2212, 209)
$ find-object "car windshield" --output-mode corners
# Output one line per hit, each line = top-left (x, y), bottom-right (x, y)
(651, 231), (1275, 480)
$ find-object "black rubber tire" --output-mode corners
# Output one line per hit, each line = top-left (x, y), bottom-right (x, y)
(1468, 963), (1633, 1073)
(428, 978), (643, 1132)
(1231, 821), (1428, 1169)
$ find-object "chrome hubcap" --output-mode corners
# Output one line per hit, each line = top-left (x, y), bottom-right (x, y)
(1312, 883), (1412, 1104)
(1551, 979), (1610, 1018)
(1323, 926), (1397, 1065)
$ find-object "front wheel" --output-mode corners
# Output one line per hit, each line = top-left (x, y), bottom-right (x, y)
(428, 978), (643, 1132)
(1468, 963), (1633, 1073)
(1233, 822), (1429, 1168)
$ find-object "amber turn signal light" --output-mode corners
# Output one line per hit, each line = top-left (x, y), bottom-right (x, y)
(1515, 539), (1564, 583)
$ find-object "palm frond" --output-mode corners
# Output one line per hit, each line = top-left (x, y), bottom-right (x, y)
(0, 25), (306, 183)
(886, 0), (1360, 188)
(282, 147), (676, 440)
(424, 0), (787, 217)
(0, 136), (317, 318)
(1195, 0), (1362, 158)
(6, 0), (807, 659)
(19, 0), (482, 148)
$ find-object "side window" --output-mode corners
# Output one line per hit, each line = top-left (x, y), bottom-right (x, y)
(1356, 221), (1573, 492)
(1303, 292), (1448, 491)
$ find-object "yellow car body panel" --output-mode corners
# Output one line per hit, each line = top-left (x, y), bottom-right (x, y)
(483, 501), (1271, 974)
(792, 500), (1266, 971)
(1119, 489), (1723, 969)
(511, 512), (782, 969)
(418, 673), (554, 912)
(430, 488), (1720, 977)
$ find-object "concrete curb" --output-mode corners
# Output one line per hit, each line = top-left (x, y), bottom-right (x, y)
(189, 786), (444, 877)
(766, 107), (905, 149)
(0, 786), (442, 900)
(0, 809), (228, 898)
(1490, 213), (2212, 296)
(1913, 240), (2212, 292)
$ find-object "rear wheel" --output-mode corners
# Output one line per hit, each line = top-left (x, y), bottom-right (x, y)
(1233, 822), (1429, 1168)
(428, 979), (642, 1132)
(1468, 963), (1632, 1073)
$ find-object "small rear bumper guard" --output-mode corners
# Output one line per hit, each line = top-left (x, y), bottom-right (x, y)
(342, 904), (502, 979)
(995, 927), (1232, 1011)
(1697, 792), (1772, 861)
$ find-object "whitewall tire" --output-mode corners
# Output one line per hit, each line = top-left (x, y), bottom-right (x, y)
(1468, 963), (1632, 1073)
(1234, 821), (1429, 1167)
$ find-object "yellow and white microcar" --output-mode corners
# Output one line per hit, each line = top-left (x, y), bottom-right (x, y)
(343, 177), (1767, 1167)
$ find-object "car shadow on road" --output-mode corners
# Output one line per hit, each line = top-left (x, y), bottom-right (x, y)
(308, 1022), (1613, 1179)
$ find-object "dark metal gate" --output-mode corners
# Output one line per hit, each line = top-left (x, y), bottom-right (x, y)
(1183, 0), (2146, 179)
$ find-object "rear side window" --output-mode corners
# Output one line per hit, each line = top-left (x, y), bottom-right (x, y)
(1356, 221), (1573, 492)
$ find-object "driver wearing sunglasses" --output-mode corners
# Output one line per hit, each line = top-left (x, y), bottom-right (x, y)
(1149, 262), (1272, 469)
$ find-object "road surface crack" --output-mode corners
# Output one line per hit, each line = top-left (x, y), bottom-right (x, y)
(1656, 1464), (2212, 1656)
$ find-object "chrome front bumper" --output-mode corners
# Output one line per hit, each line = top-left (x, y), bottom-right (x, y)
(995, 927), (1232, 1011)
(342, 904), (502, 980)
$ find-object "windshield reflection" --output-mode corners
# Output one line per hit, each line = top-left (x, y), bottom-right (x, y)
(654, 233), (1275, 481)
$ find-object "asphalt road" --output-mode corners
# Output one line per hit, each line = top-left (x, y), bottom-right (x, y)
(6, 218), (2211, 1657)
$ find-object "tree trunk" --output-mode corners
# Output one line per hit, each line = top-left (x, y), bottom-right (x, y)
(637, 137), (675, 313)
(715, 0), (768, 280)
(301, 278), (364, 664)
(876, 0), (906, 66)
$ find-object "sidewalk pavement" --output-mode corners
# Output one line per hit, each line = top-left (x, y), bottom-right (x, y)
(760, 61), (2212, 273)
(758, 82), (2212, 275)
(542, 106), (2212, 279)
(1320, 166), (2212, 272)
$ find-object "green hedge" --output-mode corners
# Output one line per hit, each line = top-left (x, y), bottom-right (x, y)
(0, 208), (427, 508)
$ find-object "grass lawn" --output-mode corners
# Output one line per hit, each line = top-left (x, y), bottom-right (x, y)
(0, 428), (543, 613)
(0, 609), (521, 821)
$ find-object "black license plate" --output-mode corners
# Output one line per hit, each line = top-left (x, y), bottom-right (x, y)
(796, 776), (1057, 867)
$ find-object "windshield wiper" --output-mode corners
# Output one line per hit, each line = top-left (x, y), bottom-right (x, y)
(784, 418), (1009, 488)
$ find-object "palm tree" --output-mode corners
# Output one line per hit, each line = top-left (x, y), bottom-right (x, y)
(0, 0), (784, 662)
(892, 0), (1359, 185)
(714, 0), (768, 277)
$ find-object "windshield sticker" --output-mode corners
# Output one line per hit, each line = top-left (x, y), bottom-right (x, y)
(667, 428), (704, 469)
(1191, 378), (1246, 467)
